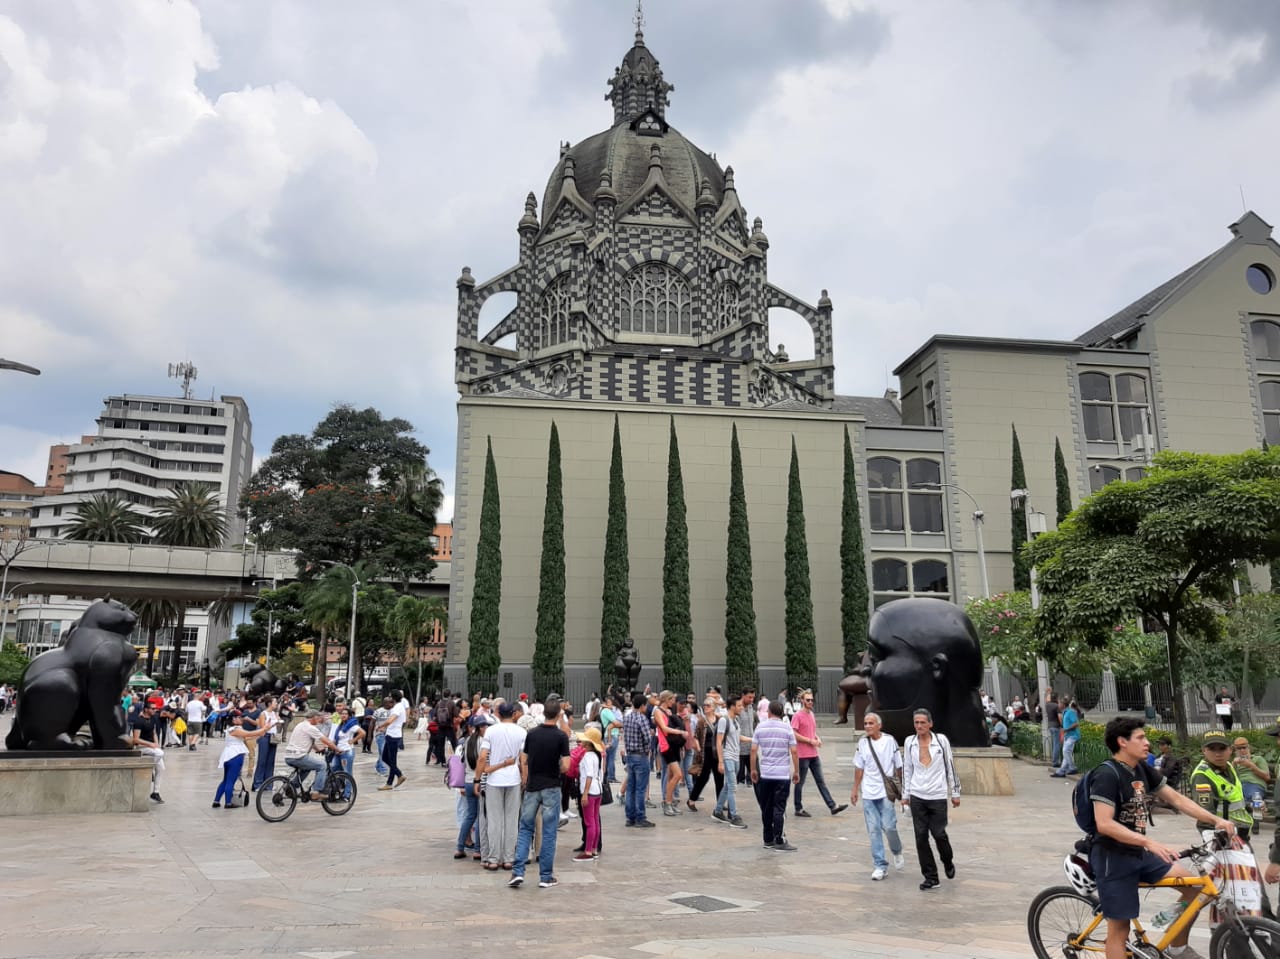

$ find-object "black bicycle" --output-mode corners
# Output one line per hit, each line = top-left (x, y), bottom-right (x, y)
(256, 757), (357, 822)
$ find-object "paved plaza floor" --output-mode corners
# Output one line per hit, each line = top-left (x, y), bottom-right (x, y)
(0, 727), (1215, 959)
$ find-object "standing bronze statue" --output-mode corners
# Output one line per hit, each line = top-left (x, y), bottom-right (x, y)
(864, 598), (989, 748)
(836, 651), (872, 726)
(5, 599), (139, 750)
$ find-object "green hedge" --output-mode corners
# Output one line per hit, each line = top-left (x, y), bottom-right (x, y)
(1010, 720), (1280, 772)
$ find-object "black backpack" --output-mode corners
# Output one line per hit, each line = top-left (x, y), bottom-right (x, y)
(434, 700), (452, 726)
(1072, 761), (1123, 836)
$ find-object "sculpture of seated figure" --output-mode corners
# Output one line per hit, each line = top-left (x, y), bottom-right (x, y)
(865, 598), (989, 748)
(241, 663), (287, 698)
(5, 599), (139, 750)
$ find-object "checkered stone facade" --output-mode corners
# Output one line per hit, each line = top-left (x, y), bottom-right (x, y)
(454, 31), (835, 408)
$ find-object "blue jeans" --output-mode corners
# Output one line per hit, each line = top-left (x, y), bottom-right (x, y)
(715, 756), (739, 818)
(286, 753), (327, 792)
(625, 754), (651, 824)
(329, 751), (355, 798)
(796, 756), (836, 811)
(215, 754), (244, 805)
(252, 739), (277, 790)
(374, 732), (388, 775)
(862, 796), (903, 870)
(1057, 737), (1078, 774)
(605, 738), (618, 781)
(456, 788), (480, 853)
(512, 787), (561, 882)
(682, 749), (695, 793)
(1050, 726), (1063, 767)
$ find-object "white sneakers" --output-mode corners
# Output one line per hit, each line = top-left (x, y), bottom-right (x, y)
(893, 853), (905, 870)
(871, 867), (887, 881)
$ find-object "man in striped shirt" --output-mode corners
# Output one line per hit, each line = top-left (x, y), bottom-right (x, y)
(751, 700), (800, 851)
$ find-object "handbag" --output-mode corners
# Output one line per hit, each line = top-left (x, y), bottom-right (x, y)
(601, 778), (614, 806)
(866, 738), (902, 802)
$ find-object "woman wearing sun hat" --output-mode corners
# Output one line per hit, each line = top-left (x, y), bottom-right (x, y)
(574, 727), (604, 862)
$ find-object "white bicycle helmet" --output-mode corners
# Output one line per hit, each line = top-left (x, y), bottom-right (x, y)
(1064, 853), (1097, 897)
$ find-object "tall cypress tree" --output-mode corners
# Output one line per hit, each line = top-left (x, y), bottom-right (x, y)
(598, 415), (631, 688)
(532, 422), (565, 699)
(724, 423), (758, 691)
(784, 438), (817, 693)
(466, 437), (502, 690)
(1011, 424), (1030, 590)
(840, 425), (869, 673)
(1054, 437), (1072, 526)
(662, 417), (693, 692)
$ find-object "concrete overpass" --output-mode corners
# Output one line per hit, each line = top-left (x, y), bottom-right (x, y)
(5, 540), (450, 603)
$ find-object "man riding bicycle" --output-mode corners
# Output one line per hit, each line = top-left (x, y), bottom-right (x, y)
(1090, 717), (1236, 959)
(284, 710), (339, 802)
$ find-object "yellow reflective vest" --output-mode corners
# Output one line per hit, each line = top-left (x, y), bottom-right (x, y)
(1191, 760), (1253, 831)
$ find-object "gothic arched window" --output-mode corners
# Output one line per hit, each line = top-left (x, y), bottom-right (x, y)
(539, 274), (572, 349)
(716, 281), (741, 330)
(619, 262), (692, 335)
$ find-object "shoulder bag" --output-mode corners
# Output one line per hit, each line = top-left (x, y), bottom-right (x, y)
(866, 737), (903, 802)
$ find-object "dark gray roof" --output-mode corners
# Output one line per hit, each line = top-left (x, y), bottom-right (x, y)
(543, 122), (724, 224)
(832, 395), (902, 426)
(1075, 256), (1211, 347)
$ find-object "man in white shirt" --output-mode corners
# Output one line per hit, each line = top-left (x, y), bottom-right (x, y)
(284, 710), (338, 801)
(901, 708), (961, 891)
(851, 712), (906, 880)
(185, 697), (205, 751)
(478, 702), (527, 870)
(376, 688), (409, 791)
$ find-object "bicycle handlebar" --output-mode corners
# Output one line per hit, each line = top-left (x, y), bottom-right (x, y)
(1174, 829), (1234, 863)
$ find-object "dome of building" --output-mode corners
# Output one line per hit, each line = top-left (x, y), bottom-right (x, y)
(541, 29), (725, 224)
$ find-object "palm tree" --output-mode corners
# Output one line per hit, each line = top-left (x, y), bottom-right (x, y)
(152, 482), (228, 682)
(304, 565), (371, 696)
(385, 594), (448, 703)
(64, 493), (147, 542)
(132, 597), (180, 677)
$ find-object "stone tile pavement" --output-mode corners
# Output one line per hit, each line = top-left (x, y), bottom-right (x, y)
(0, 728), (1213, 959)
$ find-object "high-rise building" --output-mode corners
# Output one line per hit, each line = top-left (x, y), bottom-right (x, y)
(43, 435), (96, 492)
(0, 471), (43, 535)
(30, 393), (254, 544)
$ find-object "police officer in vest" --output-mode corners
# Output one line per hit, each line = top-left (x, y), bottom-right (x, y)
(1191, 731), (1257, 839)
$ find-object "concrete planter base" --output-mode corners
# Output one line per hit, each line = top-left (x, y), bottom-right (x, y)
(951, 745), (1015, 796)
(0, 753), (155, 815)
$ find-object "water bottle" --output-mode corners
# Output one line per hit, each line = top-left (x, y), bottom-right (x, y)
(1151, 899), (1187, 929)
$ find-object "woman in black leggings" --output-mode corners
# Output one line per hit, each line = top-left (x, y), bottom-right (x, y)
(686, 698), (723, 812)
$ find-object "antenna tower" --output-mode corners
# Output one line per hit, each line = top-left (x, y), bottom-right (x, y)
(168, 361), (198, 399)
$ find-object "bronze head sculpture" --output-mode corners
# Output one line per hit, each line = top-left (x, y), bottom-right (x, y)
(866, 598), (989, 747)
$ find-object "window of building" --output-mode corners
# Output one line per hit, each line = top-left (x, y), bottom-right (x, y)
(1125, 467), (1146, 482)
(872, 557), (950, 607)
(867, 456), (944, 534)
(1253, 320), (1280, 360)
(924, 379), (938, 426)
(716, 281), (741, 330)
(1080, 370), (1150, 444)
(619, 262), (692, 335)
(538, 273), (572, 349)
(1089, 464), (1122, 493)
(1262, 380), (1280, 445)
(1247, 264), (1275, 296)
(867, 457), (903, 532)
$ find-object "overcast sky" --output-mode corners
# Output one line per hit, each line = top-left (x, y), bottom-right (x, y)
(3, 0), (1280, 521)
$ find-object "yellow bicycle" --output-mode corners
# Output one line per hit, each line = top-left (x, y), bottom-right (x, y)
(1027, 833), (1280, 958)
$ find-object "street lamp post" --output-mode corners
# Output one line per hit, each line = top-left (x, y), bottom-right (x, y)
(0, 358), (40, 375)
(253, 578), (279, 668)
(922, 482), (989, 599)
(1012, 488), (1052, 758)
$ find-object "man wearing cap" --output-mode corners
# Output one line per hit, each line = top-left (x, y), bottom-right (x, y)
(1190, 731), (1256, 837)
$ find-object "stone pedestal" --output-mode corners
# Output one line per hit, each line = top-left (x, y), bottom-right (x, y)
(0, 754), (155, 815)
(950, 745), (1014, 796)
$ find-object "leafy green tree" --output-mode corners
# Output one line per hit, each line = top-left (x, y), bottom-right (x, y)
(1180, 593), (1280, 710)
(1011, 425), (1030, 590)
(662, 417), (692, 692)
(240, 405), (440, 584)
(724, 423), (758, 691)
(1054, 437), (1073, 526)
(533, 422), (566, 699)
(599, 416), (631, 689)
(269, 645), (314, 681)
(840, 425), (869, 673)
(386, 593), (448, 695)
(467, 438), (503, 688)
(222, 582), (311, 662)
(152, 481), (228, 683)
(63, 492), (147, 543)
(0, 640), (30, 685)
(1029, 447), (1280, 738)
(784, 439), (818, 693)
(1267, 440), (1280, 595)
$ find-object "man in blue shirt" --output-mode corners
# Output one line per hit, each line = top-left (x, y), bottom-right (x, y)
(1050, 696), (1081, 777)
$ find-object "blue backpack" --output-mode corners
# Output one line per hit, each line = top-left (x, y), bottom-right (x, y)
(1071, 760), (1121, 835)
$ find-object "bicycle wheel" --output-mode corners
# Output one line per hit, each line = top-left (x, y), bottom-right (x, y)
(321, 772), (357, 816)
(256, 775), (299, 823)
(1028, 885), (1107, 959)
(1210, 915), (1280, 959)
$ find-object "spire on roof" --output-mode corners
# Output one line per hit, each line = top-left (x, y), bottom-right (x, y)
(605, 6), (673, 125)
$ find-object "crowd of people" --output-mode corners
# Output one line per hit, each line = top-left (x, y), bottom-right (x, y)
(433, 684), (963, 892)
